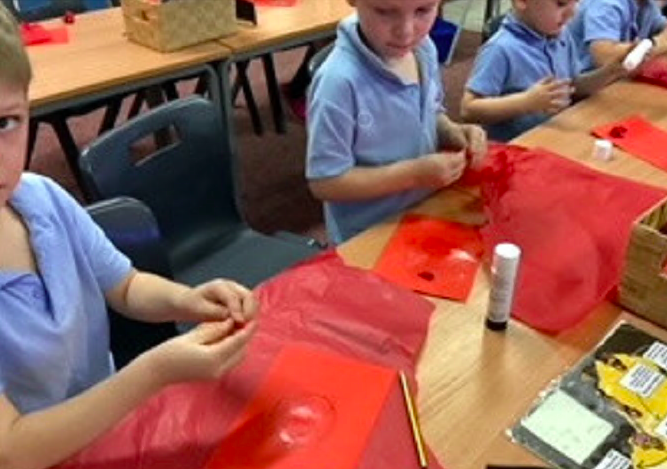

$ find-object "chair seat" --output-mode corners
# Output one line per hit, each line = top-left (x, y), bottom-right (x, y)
(173, 228), (320, 288)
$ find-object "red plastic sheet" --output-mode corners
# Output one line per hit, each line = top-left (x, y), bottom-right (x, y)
(592, 115), (667, 172)
(477, 144), (665, 332)
(635, 57), (667, 89)
(374, 213), (484, 300)
(55, 252), (441, 469)
(21, 23), (69, 46)
(204, 345), (395, 469)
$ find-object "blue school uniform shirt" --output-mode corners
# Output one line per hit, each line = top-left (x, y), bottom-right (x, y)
(568, 0), (667, 71)
(0, 174), (132, 413)
(307, 15), (441, 244)
(466, 13), (581, 142)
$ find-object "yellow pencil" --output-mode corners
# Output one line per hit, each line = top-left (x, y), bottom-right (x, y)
(399, 370), (428, 468)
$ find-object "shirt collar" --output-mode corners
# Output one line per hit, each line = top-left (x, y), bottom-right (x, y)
(502, 11), (569, 47)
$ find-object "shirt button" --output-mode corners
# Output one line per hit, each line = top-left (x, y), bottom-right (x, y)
(32, 288), (43, 299)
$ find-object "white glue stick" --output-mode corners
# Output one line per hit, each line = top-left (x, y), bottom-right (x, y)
(593, 139), (613, 161)
(623, 38), (654, 71)
(486, 243), (521, 331)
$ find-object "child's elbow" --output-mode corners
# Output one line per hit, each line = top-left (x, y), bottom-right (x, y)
(308, 179), (331, 201)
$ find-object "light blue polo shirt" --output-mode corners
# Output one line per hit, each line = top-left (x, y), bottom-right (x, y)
(466, 13), (581, 142)
(0, 174), (132, 413)
(568, 0), (667, 71)
(307, 15), (441, 244)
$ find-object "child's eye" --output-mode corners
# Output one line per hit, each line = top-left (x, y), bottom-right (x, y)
(374, 8), (391, 16)
(416, 6), (434, 16)
(0, 116), (21, 132)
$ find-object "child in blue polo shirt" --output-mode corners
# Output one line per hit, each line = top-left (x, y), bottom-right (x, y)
(0, 5), (258, 469)
(568, 0), (667, 71)
(306, 0), (488, 244)
(460, 0), (627, 142)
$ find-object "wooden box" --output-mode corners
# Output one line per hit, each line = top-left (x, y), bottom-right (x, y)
(619, 197), (667, 326)
(121, 0), (237, 53)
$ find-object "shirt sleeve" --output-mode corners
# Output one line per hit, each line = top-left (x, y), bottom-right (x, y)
(582, 0), (626, 43)
(647, 0), (667, 35)
(306, 71), (357, 180)
(43, 179), (133, 292)
(466, 41), (510, 97)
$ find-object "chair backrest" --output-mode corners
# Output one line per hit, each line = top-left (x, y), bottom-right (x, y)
(13, 0), (110, 21)
(482, 12), (506, 43)
(80, 96), (244, 272)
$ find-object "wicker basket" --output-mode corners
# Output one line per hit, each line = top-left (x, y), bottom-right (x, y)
(619, 197), (667, 326)
(121, 0), (237, 53)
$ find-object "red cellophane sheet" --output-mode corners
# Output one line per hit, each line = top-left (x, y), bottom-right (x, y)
(373, 213), (484, 301)
(21, 23), (69, 45)
(476, 144), (665, 332)
(592, 115), (667, 172)
(55, 252), (442, 469)
(635, 57), (667, 89)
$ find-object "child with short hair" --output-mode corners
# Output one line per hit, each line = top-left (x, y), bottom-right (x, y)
(460, 0), (627, 142)
(0, 5), (258, 469)
(568, 0), (667, 71)
(306, 0), (487, 245)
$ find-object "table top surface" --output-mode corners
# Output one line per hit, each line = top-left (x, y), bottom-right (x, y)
(28, 8), (231, 109)
(337, 79), (667, 469)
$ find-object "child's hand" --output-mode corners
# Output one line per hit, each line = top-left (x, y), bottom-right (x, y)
(145, 319), (257, 385)
(414, 150), (467, 188)
(460, 124), (488, 169)
(176, 279), (258, 324)
(525, 76), (572, 114)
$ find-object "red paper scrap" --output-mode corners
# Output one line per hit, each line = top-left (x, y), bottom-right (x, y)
(204, 345), (395, 469)
(21, 23), (69, 46)
(373, 213), (484, 300)
(592, 115), (667, 172)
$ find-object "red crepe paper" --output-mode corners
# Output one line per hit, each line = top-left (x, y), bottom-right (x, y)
(55, 252), (442, 469)
(204, 345), (395, 469)
(635, 57), (667, 89)
(374, 213), (484, 300)
(592, 115), (667, 172)
(21, 23), (69, 46)
(477, 144), (665, 332)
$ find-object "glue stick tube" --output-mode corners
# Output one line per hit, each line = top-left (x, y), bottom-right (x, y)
(623, 38), (654, 71)
(486, 243), (521, 331)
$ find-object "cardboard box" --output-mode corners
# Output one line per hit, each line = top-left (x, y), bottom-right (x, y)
(619, 197), (667, 326)
(122, 0), (237, 52)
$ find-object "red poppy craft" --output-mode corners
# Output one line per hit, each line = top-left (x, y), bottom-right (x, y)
(592, 115), (667, 172)
(21, 23), (69, 46)
(373, 213), (484, 301)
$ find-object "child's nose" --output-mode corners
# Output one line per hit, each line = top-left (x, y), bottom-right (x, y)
(395, 18), (414, 41)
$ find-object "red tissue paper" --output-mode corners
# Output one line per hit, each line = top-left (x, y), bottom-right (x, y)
(634, 57), (667, 89)
(476, 144), (665, 332)
(55, 252), (442, 469)
(20, 23), (69, 46)
(374, 213), (484, 301)
(592, 115), (667, 173)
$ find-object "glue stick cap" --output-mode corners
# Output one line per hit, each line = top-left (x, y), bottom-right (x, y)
(593, 139), (613, 161)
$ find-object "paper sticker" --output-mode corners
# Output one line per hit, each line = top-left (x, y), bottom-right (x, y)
(656, 416), (667, 439)
(619, 363), (665, 398)
(643, 342), (667, 370)
(592, 449), (631, 469)
(522, 390), (614, 465)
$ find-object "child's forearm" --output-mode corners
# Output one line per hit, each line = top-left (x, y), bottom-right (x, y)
(573, 65), (621, 98)
(590, 40), (633, 67)
(0, 356), (163, 469)
(105, 271), (193, 323)
(460, 91), (533, 125)
(308, 163), (423, 202)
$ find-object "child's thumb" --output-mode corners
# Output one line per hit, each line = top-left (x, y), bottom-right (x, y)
(190, 320), (234, 344)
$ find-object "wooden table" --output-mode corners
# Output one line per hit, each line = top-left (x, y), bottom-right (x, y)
(29, 8), (231, 116)
(337, 79), (667, 469)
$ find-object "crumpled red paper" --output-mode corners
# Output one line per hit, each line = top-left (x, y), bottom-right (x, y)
(475, 144), (665, 332)
(635, 57), (667, 89)
(55, 252), (440, 469)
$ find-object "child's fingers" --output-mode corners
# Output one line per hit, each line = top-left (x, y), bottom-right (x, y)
(189, 319), (234, 344)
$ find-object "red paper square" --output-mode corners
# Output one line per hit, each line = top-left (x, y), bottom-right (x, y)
(204, 345), (395, 469)
(592, 115), (667, 172)
(373, 213), (484, 300)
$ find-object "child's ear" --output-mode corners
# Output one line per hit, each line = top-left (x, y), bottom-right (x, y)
(513, 0), (528, 12)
